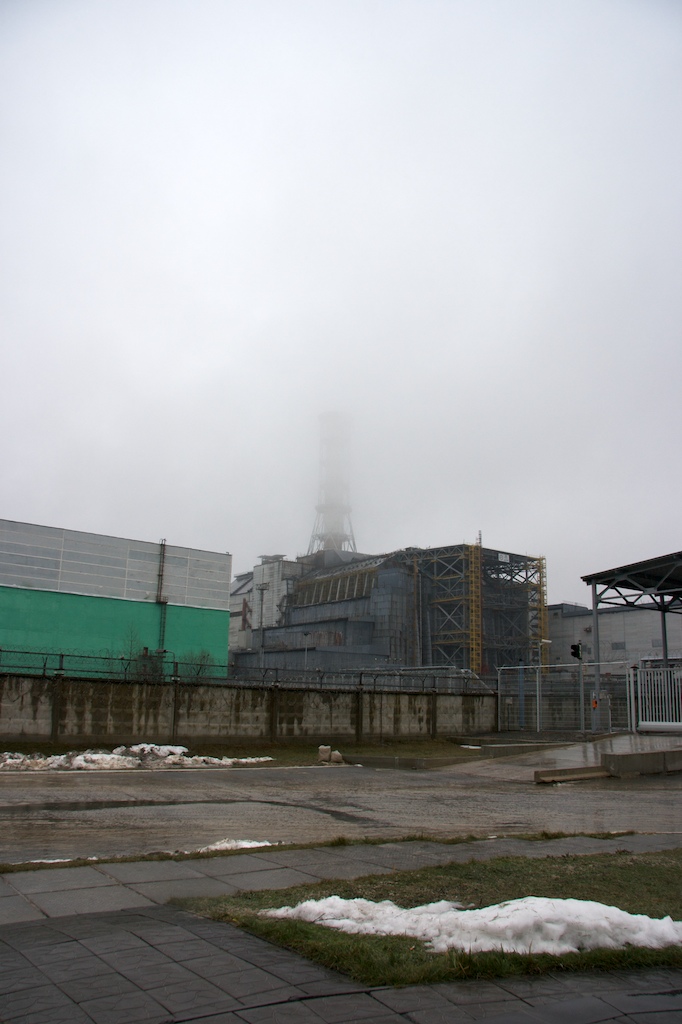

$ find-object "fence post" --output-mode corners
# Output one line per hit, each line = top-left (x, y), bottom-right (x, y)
(51, 671), (63, 743)
(627, 665), (637, 733)
(269, 683), (279, 742)
(579, 658), (585, 733)
(170, 669), (180, 744)
(355, 680), (363, 743)
(51, 680), (60, 742)
(535, 666), (542, 733)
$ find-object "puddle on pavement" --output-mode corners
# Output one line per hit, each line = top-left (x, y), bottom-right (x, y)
(0, 800), (381, 863)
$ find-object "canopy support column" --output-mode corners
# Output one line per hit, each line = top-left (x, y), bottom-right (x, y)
(660, 604), (669, 667)
(591, 581), (601, 692)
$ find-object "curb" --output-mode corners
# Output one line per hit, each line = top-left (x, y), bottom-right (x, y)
(535, 746), (682, 783)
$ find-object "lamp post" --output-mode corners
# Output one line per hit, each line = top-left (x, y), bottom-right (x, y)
(303, 631), (311, 671)
(535, 640), (552, 733)
(256, 583), (269, 668)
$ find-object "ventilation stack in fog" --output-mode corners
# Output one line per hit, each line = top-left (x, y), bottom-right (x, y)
(307, 412), (357, 555)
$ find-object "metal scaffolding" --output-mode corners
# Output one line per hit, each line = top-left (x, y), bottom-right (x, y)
(258, 543), (548, 679)
(398, 545), (547, 673)
(467, 541), (483, 674)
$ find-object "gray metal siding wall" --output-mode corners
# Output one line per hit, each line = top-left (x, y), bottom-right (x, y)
(547, 603), (682, 665)
(272, 567), (412, 665)
(0, 520), (231, 611)
(287, 594), (373, 627)
(369, 569), (413, 661)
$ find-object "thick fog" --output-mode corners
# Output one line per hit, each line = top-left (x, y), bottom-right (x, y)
(1, 0), (680, 603)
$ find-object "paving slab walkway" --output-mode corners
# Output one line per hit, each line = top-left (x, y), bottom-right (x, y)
(2, 834), (682, 1023)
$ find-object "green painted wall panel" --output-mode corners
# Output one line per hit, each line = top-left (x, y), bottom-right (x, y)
(163, 604), (229, 661)
(0, 586), (229, 664)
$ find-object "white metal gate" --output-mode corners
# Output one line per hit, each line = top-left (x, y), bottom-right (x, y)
(637, 667), (682, 732)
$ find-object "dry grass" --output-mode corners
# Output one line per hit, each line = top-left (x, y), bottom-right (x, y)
(0, 736), (482, 766)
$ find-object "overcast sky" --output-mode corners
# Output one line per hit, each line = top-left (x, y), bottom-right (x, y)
(2, 0), (680, 604)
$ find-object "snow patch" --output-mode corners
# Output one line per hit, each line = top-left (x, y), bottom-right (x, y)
(0, 746), (274, 771)
(195, 839), (274, 852)
(261, 895), (682, 955)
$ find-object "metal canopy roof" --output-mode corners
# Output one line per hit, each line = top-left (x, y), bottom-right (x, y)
(582, 551), (682, 612)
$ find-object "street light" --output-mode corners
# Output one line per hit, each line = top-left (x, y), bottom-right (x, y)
(536, 640), (552, 732)
(303, 631), (311, 671)
(256, 584), (269, 668)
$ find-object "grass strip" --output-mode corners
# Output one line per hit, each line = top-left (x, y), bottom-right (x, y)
(181, 849), (682, 985)
(0, 737), (486, 765)
(0, 830), (637, 873)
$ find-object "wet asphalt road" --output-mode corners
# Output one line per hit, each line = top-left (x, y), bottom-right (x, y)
(2, 763), (681, 863)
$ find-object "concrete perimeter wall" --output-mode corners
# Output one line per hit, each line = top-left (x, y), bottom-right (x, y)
(0, 675), (496, 746)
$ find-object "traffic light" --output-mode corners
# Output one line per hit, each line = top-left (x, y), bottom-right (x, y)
(570, 643), (582, 660)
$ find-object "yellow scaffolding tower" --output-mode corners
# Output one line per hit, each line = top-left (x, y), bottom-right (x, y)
(467, 542), (482, 673)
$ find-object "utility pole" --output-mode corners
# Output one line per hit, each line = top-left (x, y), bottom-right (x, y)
(535, 639), (552, 732)
(256, 583), (269, 668)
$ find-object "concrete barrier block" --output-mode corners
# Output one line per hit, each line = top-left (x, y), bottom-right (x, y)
(534, 767), (611, 784)
(663, 748), (682, 773)
(601, 751), (666, 777)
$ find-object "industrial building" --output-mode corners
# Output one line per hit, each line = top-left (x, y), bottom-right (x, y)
(232, 543), (547, 678)
(548, 601), (682, 667)
(228, 554), (307, 654)
(231, 414), (547, 679)
(0, 520), (232, 670)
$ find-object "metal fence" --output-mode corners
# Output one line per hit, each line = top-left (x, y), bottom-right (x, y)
(230, 666), (494, 694)
(0, 648), (229, 685)
(0, 649), (494, 695)
(10, 650), (680, 730)
(497, 662), (634, 734)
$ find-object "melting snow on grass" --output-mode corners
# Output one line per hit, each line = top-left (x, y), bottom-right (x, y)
(195, 839), (274, 852)
(0, 745), (274, 770)
(261, 895), (682, 955)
